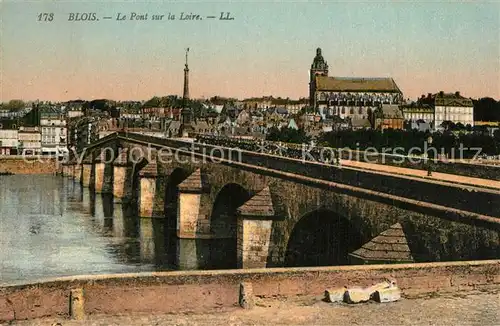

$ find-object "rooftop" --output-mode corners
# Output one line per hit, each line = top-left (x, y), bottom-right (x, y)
(316, 76), (402, 93)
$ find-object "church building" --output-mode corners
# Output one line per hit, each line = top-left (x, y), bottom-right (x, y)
(309, 48), (404, 121)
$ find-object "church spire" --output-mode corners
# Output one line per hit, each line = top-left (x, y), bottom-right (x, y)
(309, 47), (329, 107)
(183, 47), (190, 101)
(311, 47), (328, 72)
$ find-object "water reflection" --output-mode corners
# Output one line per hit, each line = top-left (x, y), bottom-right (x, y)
(176, 239), (203, 270)
(112, 204), (126, 238)
(139, 217), (155, 262)
(0, 175), (237, 284)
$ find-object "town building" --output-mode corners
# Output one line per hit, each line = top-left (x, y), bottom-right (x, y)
(400, 101), (434, 124)
(351, 118), (372, 130)
(433, 91), (474, 129)
(374, 104), (404, 130)
(142, 107), (169, 119)
(0, 128), (18, 155)
(67, 105), (84, 119)
(68, 115), (106, 153)
(242, 97), (274, 111)
(40, 108), (67, 155)
(309, 48), (403, 121)
(18, 127), (42, 155)
(408, 91), (475, 130)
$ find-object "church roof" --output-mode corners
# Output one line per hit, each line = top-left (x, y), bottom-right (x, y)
(315, 76), (401, 93)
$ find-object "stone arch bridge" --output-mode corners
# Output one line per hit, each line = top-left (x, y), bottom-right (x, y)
(61, 132), (500, 268)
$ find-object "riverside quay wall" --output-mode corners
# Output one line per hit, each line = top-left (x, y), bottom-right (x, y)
(0, 156), (58, 175)
(0, 260), (499, 322)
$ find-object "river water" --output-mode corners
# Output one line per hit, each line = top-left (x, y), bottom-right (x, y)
(0, 175), (236, 284)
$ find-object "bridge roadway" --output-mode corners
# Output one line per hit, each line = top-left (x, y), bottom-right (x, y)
(341, 159), (500, 191)
(84, 132), (500, 225)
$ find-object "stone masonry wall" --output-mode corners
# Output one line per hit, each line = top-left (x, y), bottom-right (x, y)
(113, 166), (127, 199)
(178, 192), (202, 237)
(0, 157), (58, 174)
(237, 218), (273, 269)
(81, 164), (92, 188)
(0, 260), (498, 321)
(139, 177), (156, 217)
(94, 163), (105, 192)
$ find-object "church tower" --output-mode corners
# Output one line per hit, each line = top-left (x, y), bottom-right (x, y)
(309, 48), (329, 107)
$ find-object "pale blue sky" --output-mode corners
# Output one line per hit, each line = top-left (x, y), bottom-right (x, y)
(1, 1), (499, 101)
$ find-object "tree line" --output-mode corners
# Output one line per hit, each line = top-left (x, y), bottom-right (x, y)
(473, 97), (500, 122)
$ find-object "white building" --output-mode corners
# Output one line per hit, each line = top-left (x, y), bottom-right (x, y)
(67, 106), (84, 119)
(0, 129), (19, 155)
(400, 103), (434, 124)
(434, 91), (474, 129)
(40, 109), (67, 155)
(18, 127), (42, 155)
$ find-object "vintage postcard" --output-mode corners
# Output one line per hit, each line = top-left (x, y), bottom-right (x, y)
(0, 1), (499, 324)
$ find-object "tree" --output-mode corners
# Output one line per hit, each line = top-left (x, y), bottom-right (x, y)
(473, 97), (500, 122)
(143, 96), (161, 108)
(3, 100), (25, 111)
(266, 127), (311, 144)
(441, 121), (456, 131)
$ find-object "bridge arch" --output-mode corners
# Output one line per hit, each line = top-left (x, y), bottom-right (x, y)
(210, 183), (251, 238)
(284, 209), (364, 267)
(208, 183), (252, 268)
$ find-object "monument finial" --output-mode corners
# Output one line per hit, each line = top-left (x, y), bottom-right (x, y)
(183, 48), (190, 100)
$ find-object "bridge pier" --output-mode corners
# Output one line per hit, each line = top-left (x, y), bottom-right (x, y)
(236, 187), (275, 269)
(62, 163), (73, 177)
(68, 162), (74, 179)
(81, 158), (93, 189)
(138, 162), (164, 217)
(74, 164), (82, 183)
(94, 161), (105, 191)
(94, 151), (114, 194)
(112, 151), (133, 202)
(177, 169), (211, 239)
